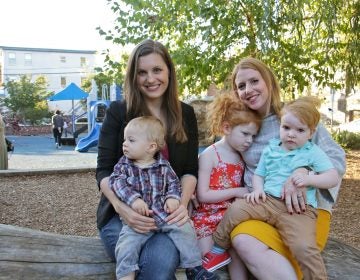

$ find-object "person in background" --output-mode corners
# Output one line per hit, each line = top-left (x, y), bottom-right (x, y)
(227, 57), (345, 279)
(51, 110), (64, 149)
(191, 93), (261, 278)
(96, 39), (199, 279)
(0, 113), (8, 170)
(110, 116), (217, 280)
(206, 96), (339, 280)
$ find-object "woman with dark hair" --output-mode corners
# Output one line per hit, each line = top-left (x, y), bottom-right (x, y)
(96, 39), (201, 279)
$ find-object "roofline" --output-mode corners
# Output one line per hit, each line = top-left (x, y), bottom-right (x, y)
(0, 46), (96, 54)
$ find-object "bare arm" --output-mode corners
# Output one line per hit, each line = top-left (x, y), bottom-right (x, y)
(197, 149), (248, 203)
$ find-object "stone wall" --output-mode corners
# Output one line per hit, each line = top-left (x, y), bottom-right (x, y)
(5, 125), (52, 136)
(188, 99), (213, 147)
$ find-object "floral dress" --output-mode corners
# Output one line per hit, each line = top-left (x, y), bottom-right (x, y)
(192, 145), (245, 238)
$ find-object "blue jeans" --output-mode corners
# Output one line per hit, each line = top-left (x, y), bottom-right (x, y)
(115, 222), (202, 278)
(99, 216), (179, 280)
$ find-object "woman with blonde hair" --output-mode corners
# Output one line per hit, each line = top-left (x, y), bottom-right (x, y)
(228, 57), (345, 279)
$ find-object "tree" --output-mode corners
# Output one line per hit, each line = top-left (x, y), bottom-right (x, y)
(82, 69), (118, 99)
(3, 75), (51, 124)
(98, 0), (359, 99)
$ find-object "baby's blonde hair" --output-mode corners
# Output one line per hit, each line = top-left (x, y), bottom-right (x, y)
(207, 93), (262, 137)
(126, 116), (166, 151)
(281, 96), (322, 133)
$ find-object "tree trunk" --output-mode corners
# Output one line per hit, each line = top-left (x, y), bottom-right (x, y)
(1, 224), (359, 279)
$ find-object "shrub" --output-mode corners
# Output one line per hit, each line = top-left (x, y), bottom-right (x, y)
(332, 130), (360, 151)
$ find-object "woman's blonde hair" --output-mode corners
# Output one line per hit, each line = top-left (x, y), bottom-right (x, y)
(126, 116), (166, 151)
(124, 39), (187, 143)
(207, 93), (262, 137)
(281, 96), (321, 133)
(231, 57), (282, 116)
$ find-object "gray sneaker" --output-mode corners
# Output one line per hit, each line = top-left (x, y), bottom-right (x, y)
(186, 266), (219, 280)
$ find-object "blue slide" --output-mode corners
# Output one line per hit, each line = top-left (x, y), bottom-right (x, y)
(75, 122), (102, 152)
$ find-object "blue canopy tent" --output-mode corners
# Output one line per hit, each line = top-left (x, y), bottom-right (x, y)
(48, 83), (89, 135)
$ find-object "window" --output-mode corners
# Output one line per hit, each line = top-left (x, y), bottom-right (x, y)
(61, 77), (66, 88)
(80, 57), (87, 67)
(60, 56), (66, 63)
(24, 53), (32, 66)
(8, 52), (16, 65)
(8, 75), (18, 82)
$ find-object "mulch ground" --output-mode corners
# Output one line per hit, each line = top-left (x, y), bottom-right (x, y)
(0, 150), (359, 250)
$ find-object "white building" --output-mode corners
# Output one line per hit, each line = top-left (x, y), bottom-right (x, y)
(0, 46), (96, 113)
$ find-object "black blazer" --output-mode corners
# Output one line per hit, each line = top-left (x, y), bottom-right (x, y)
(96, 100), (199, 229)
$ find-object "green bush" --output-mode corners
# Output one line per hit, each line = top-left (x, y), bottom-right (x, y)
(332, 130), (360, 150)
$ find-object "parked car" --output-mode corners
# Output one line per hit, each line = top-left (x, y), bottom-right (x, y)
(338, 119), (360, 133)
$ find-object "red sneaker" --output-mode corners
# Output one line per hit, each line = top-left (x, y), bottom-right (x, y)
(202, 251), (231, 272)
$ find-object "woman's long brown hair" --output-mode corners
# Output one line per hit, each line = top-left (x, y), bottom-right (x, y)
(124, 39), (187, 142)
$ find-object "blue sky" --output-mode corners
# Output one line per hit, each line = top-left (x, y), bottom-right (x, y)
(0, 0), (115, 52)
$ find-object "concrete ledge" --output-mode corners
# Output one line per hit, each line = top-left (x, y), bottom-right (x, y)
(0, 167), (95, 177)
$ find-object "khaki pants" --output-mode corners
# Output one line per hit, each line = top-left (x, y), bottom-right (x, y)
(213, 195), (327, 280)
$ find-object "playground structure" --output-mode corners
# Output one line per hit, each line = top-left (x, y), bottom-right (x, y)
(74, 82), (122, 152)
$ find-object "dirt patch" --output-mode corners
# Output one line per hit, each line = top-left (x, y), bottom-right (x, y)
(0, 150), (359, 250)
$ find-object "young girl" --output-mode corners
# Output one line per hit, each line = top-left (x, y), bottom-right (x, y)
(191, 93), (262, 272)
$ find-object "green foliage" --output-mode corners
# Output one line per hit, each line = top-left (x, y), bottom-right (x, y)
(82, 61), (127, 98)
(3, 75), (51, 124)
(98, 0), (359, 97)
(82, 71), (113, 98)
(332, 130), (360, 150)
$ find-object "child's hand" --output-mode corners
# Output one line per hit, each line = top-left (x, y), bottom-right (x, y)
(131, 198), (150, 216)
(291, 174), (309, 188)
(244, 189), (266, 205)
(164, 198), (180, 214)
(190, 193), (200, 209)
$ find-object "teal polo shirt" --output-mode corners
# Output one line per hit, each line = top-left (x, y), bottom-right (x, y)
(255, 139), (335, 208)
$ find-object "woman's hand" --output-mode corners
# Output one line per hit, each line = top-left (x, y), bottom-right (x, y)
(281, 169), (308, 214)
(190, 193), (200, 209)
(120, 204), (157, 233)
(165, 204), (190, 227)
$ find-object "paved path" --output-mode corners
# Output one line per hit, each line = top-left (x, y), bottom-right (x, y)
(5, 135), (97, 171)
